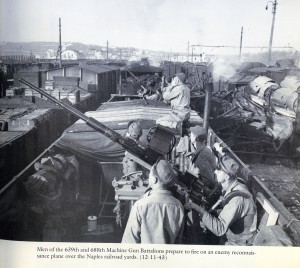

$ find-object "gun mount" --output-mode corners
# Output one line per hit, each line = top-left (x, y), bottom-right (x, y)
(19, 78), (221, 208)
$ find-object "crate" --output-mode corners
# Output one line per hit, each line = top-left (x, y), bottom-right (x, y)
(45, 89), (81, 104)
(5, 89), (15, 96)
(25, 89), (43, 98)
(8, 109), (53, 131)
(6, 87), (25, 96)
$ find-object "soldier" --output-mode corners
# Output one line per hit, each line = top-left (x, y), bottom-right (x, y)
(149, 72), (161, 91)
(186, 155), (257, 246)
(189, 126), (217, 189)
(156, 73), (191, 129)
(122, 121), (143, 174)
(145, 73), (163, 101)
(122, 159), (185, 244)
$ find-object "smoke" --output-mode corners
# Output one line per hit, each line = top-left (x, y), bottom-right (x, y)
(212, 57), (237, 82)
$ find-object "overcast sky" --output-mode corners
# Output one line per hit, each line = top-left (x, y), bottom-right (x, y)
(0, 0), (300, 53)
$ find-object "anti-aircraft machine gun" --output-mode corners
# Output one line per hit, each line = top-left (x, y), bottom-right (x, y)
(19, 78), (222, 210)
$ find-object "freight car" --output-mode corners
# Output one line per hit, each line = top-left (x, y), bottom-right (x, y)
(0, 63), (120, 191)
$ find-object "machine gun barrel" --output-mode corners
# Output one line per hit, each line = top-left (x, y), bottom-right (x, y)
(19, 78), (161, 165)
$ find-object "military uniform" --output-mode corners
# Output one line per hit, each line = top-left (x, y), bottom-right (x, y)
(122, 121), (142, 174)
(201, 180), (257, 245)
(122, 159), (185, 244)
(191, 145), (217, 188)
(156, 73), (191, 129)
(122, 189), (185, 244)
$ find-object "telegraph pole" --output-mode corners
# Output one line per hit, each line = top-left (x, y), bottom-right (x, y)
(106, 40), (109, 60)
(191, 46), (194, 63)
(266, 0), (278, 66)
(203, 78), (213, 136)
(59, 18), (62, 68)
(187, 41), (190, 62)
(239, 26), (243, 62)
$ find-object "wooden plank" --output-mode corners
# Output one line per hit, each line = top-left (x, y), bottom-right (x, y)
(256, 192), (279, 226)
(251, 175), (300, 245)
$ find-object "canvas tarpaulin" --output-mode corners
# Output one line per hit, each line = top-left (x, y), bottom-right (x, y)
(56, 122), (151, 162)
(55, 100), (202, 162)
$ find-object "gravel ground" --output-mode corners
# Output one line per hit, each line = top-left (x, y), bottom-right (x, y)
(249, 163), (300, 220)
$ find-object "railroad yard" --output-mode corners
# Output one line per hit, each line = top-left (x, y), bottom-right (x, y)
(1, 1), (300, 253)
(250, 163), (300, 220)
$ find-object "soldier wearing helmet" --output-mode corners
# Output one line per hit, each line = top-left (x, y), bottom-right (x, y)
(189, 126), (217, 189)
(122, 159), (185, 244)
(156, 73), (191, 129)
(185, 155), (257, 246)
(122, 121), (143, 174)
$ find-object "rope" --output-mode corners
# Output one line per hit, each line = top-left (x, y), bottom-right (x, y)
(113, 200), (122, 227)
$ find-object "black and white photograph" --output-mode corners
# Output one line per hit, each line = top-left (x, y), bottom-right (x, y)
(0, 0), (300, 267)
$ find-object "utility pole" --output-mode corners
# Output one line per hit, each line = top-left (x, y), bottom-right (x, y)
(187, 41), (190, 62)
(59, 18), (62, 68)
(239, 26), (243, 62)
(106, 40), (109, 60)
(203, 78), (213, 137)
(266, 0), (278, 66)
(191, 46), (194, 63)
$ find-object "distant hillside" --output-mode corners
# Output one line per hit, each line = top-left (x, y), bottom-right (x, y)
(0, 41), (136, 52)
(0, 41), (139, 59)
(0, 42), (58, 53)
(1, 41), (298, 67)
